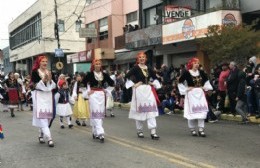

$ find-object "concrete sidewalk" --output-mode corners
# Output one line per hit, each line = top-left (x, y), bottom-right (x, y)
(114, 102), (260, 124)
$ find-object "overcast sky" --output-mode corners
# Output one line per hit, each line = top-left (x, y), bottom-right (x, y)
(0, 0), (37, 49)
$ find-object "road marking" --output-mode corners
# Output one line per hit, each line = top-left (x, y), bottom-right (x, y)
(24, 111), (215, 168)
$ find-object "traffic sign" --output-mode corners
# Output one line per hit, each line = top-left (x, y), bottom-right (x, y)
(55, 48), (64, 57)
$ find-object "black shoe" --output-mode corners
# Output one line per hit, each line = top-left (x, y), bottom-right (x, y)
(75, 120), (81, 126)
(198, 131), (206, 137)
(11, 113), (15, 117)
(110, 113), (115, 117)
(151, 134), (160, 140)
(99, 135), (105, 143)
(137, 132), (144, 138)
(38, 137), (45, 144)
(92, 134), (99, 139)
(48, 140), (54, 147)
(60, 125), (65, 129)
(68, 124), (73, 128)
(191, 130), (198, 136)
(82, 122), (87, 126)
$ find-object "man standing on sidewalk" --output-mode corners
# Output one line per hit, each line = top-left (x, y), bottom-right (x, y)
(226, 61), (239, 116)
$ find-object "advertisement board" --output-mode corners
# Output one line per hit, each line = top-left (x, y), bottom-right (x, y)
(162, 10), (241, 45)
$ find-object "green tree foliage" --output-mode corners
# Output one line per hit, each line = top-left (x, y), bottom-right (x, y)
(197, 21), (260, 65)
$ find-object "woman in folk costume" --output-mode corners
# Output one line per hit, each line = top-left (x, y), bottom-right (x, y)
(178, 57), (213, 137)
(14, 73), (26, 111)
(72, 72), (89, 127)
(30, 55), (56, 147)
(86, 59), (114, 143)
(125, 52), (160, 140)
(3, 72), (20, 117)
(55, 79), (74, 129)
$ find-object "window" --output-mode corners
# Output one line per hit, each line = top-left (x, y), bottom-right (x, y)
(144, 5), (163, 27)
(10, 13), (42, 50)
(126, 11), (137, 23)
(87, 22), (95, 28)
(99, 17), (108, 27)
(58, 19), (65, 32)
(99, 31), (108, 40)
(99, 17), (108, 40)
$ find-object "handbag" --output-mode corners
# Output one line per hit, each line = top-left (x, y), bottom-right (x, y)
(224, 95), (230, 108)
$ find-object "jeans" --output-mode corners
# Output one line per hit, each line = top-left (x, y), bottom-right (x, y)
(206, 107), (218, 121)
(235, 100), (248, 120)
(162, 99), (174, 112)
(254, 90), (260, 114)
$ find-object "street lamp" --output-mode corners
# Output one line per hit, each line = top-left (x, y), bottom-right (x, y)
(73, 12), (83, 32)
(76, 19), (82, 32)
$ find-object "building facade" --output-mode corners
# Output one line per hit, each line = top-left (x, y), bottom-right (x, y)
(2, 47), (14, 75)
(83, 0), (138, 72)
(8, 0), (86, 75)
(122, 0), (243, 73)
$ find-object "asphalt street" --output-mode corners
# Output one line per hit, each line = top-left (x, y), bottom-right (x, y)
(0, 106), (260, 168)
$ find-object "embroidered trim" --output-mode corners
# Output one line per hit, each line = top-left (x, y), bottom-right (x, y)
(138, 103), (157, 113)
(91, 110), (105, 119)
(191, 104), (208, 113)
(38, 109), (53, 118)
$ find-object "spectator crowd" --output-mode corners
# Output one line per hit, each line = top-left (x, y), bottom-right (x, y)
(1, 56), (259, 125)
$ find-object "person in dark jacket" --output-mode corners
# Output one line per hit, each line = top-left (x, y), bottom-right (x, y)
(226, 61), (240, 115)
(235, 71), (248, 124)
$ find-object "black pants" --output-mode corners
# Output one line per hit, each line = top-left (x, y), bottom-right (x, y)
(218, 90), (228, 113)
(228, 91), (237, 115)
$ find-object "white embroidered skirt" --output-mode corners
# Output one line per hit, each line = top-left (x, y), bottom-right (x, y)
(129, 85), (158, 121)
(56, 103), (73, 116)
(184, 88), (208, 120)
(89, 90), (105, 119)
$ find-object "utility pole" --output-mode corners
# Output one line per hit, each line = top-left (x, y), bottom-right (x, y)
(54, 0), (60, 49)
(54, 0), (64, 72)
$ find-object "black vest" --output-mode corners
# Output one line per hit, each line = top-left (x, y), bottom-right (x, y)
(58, 89), (69, 104)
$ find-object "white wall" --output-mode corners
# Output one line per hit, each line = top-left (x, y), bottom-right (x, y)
(9, 0), (86, 62)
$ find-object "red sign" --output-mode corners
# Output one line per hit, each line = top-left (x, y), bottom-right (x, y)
(164, 5), (191, 23)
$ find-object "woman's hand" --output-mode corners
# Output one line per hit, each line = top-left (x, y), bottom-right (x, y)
(47, 71), (52, 82)
(134, 81), (143, 88)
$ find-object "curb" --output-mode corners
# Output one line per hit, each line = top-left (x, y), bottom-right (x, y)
(114, 102), (260, 124)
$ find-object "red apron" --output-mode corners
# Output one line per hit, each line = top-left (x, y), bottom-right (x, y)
(8, 88), (19, 104)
